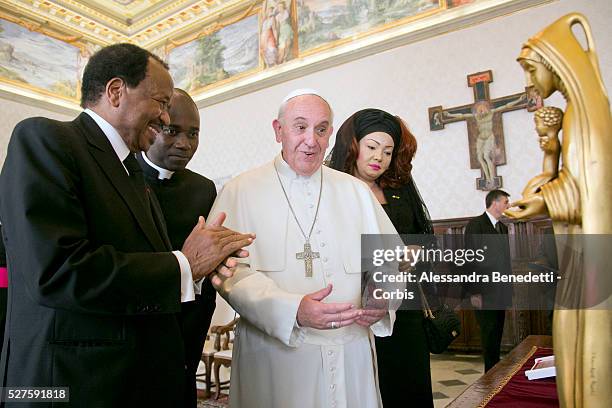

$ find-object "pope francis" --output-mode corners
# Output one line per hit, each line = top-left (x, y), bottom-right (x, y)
(208, 89), (400, 408)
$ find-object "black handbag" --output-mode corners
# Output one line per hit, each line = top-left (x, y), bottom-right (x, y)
(418, 283), (461, 354)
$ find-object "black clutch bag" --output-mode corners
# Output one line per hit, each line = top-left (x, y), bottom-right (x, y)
(418, 284), (461, 354)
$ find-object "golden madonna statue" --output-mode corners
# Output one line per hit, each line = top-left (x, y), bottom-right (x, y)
(506, 13), (611, 408)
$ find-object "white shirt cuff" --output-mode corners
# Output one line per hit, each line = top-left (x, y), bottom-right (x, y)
(173, 250), (197, 302)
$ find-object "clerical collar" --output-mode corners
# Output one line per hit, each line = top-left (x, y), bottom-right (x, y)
(142, 152), (174, 180)
(274, 154), (322, 184)
(485, 210), (498, 227)
(84, 109), (130, 167)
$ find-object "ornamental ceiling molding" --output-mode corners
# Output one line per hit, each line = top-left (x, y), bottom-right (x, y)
(0, 0), (555, 113)
(0, 0), (244, 46)
(0, 8), (84, 45)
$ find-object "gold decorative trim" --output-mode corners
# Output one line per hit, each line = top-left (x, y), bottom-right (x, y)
(61, 0), (168, 22)
(129, 0), (213, 32)
(0, 82), (81, 115)
(2, 0), (244, 42)
(47, 0), (132, 31)
(477, 345), (540, 407)
(139, 0), (256, 49)
(166, 1), (256, 50)
(0, 76), (78, 103)
(0, 0), (130, 45)
(0, 10), (84, 46)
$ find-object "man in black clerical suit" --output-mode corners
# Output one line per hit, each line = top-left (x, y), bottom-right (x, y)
(464, 189), (512, 372)
(136, 89), (217, 407)
(0, 44), (253, 407)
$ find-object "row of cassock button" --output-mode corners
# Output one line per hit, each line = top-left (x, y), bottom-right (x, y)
(326, 348), (339, 407)
(307, 179), (338, 404)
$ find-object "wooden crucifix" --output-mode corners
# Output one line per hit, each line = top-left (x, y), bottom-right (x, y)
(428, 70), (541, 190)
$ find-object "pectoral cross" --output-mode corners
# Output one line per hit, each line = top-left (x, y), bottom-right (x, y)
(296, 242), (319, 277)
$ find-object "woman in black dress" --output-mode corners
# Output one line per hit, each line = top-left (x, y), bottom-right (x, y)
(329, 108), (434, 407)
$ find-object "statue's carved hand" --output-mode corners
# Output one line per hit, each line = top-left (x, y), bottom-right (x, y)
(522, 174), (554, 196)
(505, 192), (547, 219)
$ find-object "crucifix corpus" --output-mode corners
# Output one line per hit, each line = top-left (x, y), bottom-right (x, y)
(428, 70), (541, 191)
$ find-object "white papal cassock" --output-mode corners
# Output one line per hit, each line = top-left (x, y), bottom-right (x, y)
(208, 154), (399, 408)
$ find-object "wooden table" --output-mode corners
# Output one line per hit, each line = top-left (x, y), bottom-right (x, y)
(447, 335), (553, 407)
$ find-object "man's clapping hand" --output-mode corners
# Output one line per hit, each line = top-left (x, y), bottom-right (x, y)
(181, 212), (255, 281)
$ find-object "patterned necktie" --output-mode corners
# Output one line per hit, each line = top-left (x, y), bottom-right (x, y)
(123, 154), (150, 210)
(123, 153), (147, 197)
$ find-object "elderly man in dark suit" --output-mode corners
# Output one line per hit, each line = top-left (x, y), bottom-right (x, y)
(0, 43), (253, 407)
(464, 189), (512, 372)
(136, 88), (217, 407)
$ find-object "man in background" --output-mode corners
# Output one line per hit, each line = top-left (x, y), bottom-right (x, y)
(137, 88), (217, 407)
(464, 189), (512, 372)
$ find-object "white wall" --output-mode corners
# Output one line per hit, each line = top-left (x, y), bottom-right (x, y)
(0, 98), (74, 166)
(189, 0), (611, 219)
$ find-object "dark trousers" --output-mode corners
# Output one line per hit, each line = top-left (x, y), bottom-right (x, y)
(375, 310), (433, 408)
(474, 309), (505, 372)
(181, 294), (215, 407)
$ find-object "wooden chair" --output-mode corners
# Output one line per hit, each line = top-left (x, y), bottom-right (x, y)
(211, 317), (239, 399)
(196, 334), (218, 398)
(196, 317), (238, 398)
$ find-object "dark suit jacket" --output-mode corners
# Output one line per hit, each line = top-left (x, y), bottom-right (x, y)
(464, 212), (512, 308)
(0, 113), (185, 407)
(137, 154), (217, 407)
(382, 186), (420, 235)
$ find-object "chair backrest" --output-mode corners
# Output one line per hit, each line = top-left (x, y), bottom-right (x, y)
(211, 317), (239, 351)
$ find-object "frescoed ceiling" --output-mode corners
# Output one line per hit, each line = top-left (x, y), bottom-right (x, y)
(0, 0), (551, 111)
(0, 0), (246, 48)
